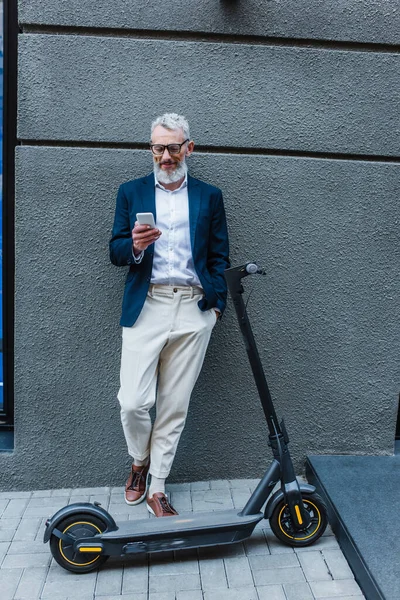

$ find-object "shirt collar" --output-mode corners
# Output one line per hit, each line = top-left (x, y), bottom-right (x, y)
(154, 172), (188, 192)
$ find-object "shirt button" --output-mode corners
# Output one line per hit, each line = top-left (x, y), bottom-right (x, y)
(173, 288), (178, 293)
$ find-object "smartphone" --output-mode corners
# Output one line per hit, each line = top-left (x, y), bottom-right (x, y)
(136, 212), (156, 228)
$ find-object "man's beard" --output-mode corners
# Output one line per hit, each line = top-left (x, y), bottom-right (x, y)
(154, 157), (187, 184)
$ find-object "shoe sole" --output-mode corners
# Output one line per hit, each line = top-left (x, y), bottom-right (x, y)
(124, 470), (150, 506)
(146, 503), (156, 516)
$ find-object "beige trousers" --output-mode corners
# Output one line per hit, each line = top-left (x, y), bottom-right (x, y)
(118, 284), (217, 479)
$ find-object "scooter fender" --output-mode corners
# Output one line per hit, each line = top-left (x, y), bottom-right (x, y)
(264, 483), (316, 520)
(43, 502), (117, 543)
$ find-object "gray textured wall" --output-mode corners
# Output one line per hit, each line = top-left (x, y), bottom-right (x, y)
(1, 1), (399, 490)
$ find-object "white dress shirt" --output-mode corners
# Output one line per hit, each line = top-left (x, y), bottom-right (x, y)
(151, 175), (201, 286)
(133, 174), (201, 287)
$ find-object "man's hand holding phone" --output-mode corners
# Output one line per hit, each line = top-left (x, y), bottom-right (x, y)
(132, 213), (161, 256)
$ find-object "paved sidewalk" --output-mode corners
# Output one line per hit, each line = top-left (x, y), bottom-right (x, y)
(0, 479), (365, 600)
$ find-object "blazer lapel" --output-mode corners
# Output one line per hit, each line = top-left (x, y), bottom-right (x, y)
(188, 175), (202, 253)
(139, 173), (156, 220)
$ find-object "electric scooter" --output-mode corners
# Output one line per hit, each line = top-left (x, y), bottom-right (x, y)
(44, 263), (328, 573)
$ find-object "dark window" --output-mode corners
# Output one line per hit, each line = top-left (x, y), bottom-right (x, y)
(1, 0), (17, 431)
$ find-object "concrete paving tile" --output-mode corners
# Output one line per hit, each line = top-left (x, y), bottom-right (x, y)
(297, 550), (332, 581)
(230, 489), (252, 509)
(170, 490), (192, 512)
(108, 502), (134, 515)
(253, 566), (306, 586)
(2, 499), (29, 519)
(190, 481), (210, 491)
(317, 597), (364, 600)
(310, 579), (364, 598)
(166, 483), (191, 492)
(0, 498), (10, 516)
(264, 530), (295, 554)
(0, 528), (15, 542)
(13, 566), (47, 599)
(209, 480), (230, 490)
(0, 492), (31, 499)
(23, 505), (65, 518)
(46, 563), (98, 581)
(67, 495), (90, 504)
(228, 479), (253, 490)
(110, 487), (124, 495)
(31, 490), (53, 498)
(294, 536), (340, 553)
(41, 576), (96, 599)
(122, 561), (149, 593)
(255, 585), (286, 600)
(176, 590), (203, 600)
(128, 510), (151, 521)
(148, 594), (175, 600)
(284, 582), (315, 600)
(89, 494), (110, 508)
(243, 529), (270, 556)
(108, 494), (126, 505)
(322, 549), (355, 580)
(8, 540), (49, 554)
(204, 587), (258, 600)
(150, 554), (199, 575)
(2, 552), (51, 569)
(224, 556), (254, 588)
(13, 517), (42, 542)
(95, 596), (147, 600)
(95, 564), (123, 596)
(0, 540), (11, 564)
(191, 490), (234, 512)
(0, 517), (20, 530)
(249, 553), (299, 571)
(27, 496), (69, 508)
(70, 487), (110, 495)
(149, 573), (201, 593)
(52, 489), (72, 497)
(0, 567), (23, 600)
(199, 557), (227, 591)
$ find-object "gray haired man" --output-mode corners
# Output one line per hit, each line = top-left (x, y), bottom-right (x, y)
(110, 113), (230, 516)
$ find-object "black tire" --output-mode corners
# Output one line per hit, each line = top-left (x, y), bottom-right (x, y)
(49, 512), (109, 573)
(270, 493), (328, 547)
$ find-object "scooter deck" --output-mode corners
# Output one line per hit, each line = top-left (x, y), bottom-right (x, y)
(87, 509), (264, 555)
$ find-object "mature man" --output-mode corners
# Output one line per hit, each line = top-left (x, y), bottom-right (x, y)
(110, 113), (230, 517)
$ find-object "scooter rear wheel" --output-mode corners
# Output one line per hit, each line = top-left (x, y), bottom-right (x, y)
(270, 493), (328, 547)
(49, 512), (109, 573)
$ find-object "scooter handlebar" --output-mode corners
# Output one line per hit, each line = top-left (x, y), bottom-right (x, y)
(245, 263), (266, 275)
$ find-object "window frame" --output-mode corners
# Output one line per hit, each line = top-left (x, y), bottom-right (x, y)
(1, 0), (17, 426)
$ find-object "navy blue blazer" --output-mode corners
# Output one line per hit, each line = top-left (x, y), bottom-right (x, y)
(109, 173), (230, 327)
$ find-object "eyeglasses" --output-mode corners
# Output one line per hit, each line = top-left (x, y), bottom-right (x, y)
(150, 139), (189, 156)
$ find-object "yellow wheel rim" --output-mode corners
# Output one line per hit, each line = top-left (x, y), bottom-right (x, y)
(278, 499), (321, 541)
(59, 521), (102, 567)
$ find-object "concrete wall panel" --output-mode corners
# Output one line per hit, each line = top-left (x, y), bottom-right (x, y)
(1, 145), (398, 490)
(18, 35), (400, 156)
(18, 0), (400, 46)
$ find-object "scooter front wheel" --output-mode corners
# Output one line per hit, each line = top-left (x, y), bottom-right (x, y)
(270, 493), (328, 547)
(49, 512), (109, 573)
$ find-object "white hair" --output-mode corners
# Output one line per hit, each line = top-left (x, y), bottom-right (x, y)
(151, 113), (190, 140)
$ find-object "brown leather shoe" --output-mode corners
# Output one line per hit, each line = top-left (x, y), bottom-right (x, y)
(147, 492), (179, 517)
(124, 464), (150, 505)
